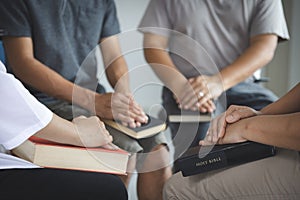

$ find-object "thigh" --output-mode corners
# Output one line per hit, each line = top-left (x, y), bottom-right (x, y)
(226, 82), (278, 110)
(164, 149), (300, 200)
(47, 100), (91, 120)
(0, 168), (127, 200)
(107, 126), (143, 154)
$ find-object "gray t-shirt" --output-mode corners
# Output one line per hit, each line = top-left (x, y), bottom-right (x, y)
(0, 0), (120, 104)
(139, 0), (290, 78)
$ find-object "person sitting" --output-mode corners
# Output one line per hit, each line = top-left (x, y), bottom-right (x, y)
(163, 82), (300, 200)
(0, 60), (127, 200)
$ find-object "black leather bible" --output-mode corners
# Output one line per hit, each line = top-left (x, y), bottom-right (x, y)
(177, 141), (276, 177)
(103, 115), (166, 139)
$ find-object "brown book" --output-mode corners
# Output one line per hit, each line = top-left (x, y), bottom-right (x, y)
(103, 115), (166, 139)
(12, 137), (130, 175)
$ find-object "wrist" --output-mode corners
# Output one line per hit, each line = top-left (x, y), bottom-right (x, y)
(72, 85), (96, 113)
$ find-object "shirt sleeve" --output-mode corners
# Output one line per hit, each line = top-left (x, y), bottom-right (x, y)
(0, 62), (53, 150)
(250, 0), (290, 41)
(100, 0), (121, 38)
(0, 0), (32, 37)
(138, 0), (173, 37)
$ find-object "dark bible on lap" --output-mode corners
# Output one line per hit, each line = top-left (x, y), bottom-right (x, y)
(177, 141), (276, 177)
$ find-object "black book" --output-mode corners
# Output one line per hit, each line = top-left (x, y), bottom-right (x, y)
(168, 111), (212, 123)
(177, 141), (276, 177)
(103, 115), (166, 139)
(167, 102), (212, 123)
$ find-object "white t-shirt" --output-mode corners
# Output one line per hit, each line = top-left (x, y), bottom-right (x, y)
(0, 61), (53, 169)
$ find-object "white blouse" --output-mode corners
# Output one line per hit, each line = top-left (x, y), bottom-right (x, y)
(0, 61), (53, 169)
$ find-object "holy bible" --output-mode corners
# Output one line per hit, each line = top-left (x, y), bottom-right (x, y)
(168, 109), (212, 123)
(176, 141), (276, 177)
(103, 115), (166, 139)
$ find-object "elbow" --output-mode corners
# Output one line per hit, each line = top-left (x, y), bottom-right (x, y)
(144, 48), (161, 66)
(264, 48), (275, 64)
(143, 48), (153, 63)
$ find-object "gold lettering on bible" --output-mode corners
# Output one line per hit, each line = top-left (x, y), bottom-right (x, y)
(195, 157), (222, 167)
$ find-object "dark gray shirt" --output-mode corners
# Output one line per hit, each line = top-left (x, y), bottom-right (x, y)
(0, 0), (120, 104)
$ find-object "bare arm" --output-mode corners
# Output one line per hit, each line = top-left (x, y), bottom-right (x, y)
(34, 114), (116, 149)
(99, 36), (148, 126)
(3, 36), (146, 125)
(222, 113), (300, 151)
(143, 33), (215, 112)
(201, 83), (300, 151)
(220, 34), (278, 91)
(100, 36), (130, 93)
(2, 36), (96, 113)
(261, 83), (300, 115)
(143, 33), (187, 95)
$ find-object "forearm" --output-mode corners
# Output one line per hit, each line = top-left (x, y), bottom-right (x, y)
(144, 48), (186, 95)
(240, 113), (300, 151)
(3, 37), (73, 101)
(100, 36), (131, 93)
(261, 83), (300, 115)
(11, 57), (74, 101)
(10, 57), (96, 113)
(34, 114), (81, 146)
(105, 57), (131, 93)
(220, 34), (277, 91)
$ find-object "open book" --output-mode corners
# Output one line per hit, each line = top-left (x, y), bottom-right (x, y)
(12, 137), (129, 175)
(103, 115), (166, 139)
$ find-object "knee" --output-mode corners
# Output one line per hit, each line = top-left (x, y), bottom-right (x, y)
(151, 144), (171, 165)
(163, 177), (178, 200)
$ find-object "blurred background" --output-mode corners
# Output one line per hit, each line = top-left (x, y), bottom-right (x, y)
(98, 0), (300, 114)
(107, 1), (299, 199)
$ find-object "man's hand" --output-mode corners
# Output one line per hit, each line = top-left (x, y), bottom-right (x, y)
(176, 74), (222, 113)
(95, 92), (148, 128)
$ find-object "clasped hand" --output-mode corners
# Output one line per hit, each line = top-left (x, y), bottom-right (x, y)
(95, 92), (148, 128)
(175, 74), (223, 113)
(199, 105), (261, 145)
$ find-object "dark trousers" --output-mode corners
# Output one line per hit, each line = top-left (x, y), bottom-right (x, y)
(0, 168), (128, 200)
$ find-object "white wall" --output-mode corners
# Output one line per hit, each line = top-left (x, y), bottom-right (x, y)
(287, 0), (300, 90)
(102, 0), (299, 111)
(264, 0), (300, 97)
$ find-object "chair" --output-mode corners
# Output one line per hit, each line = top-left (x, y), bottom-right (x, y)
(0, 41), (6, 65)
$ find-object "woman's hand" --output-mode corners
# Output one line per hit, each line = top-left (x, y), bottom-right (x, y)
(72, 116), (118, 150)
(199, 105), (261, 145)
